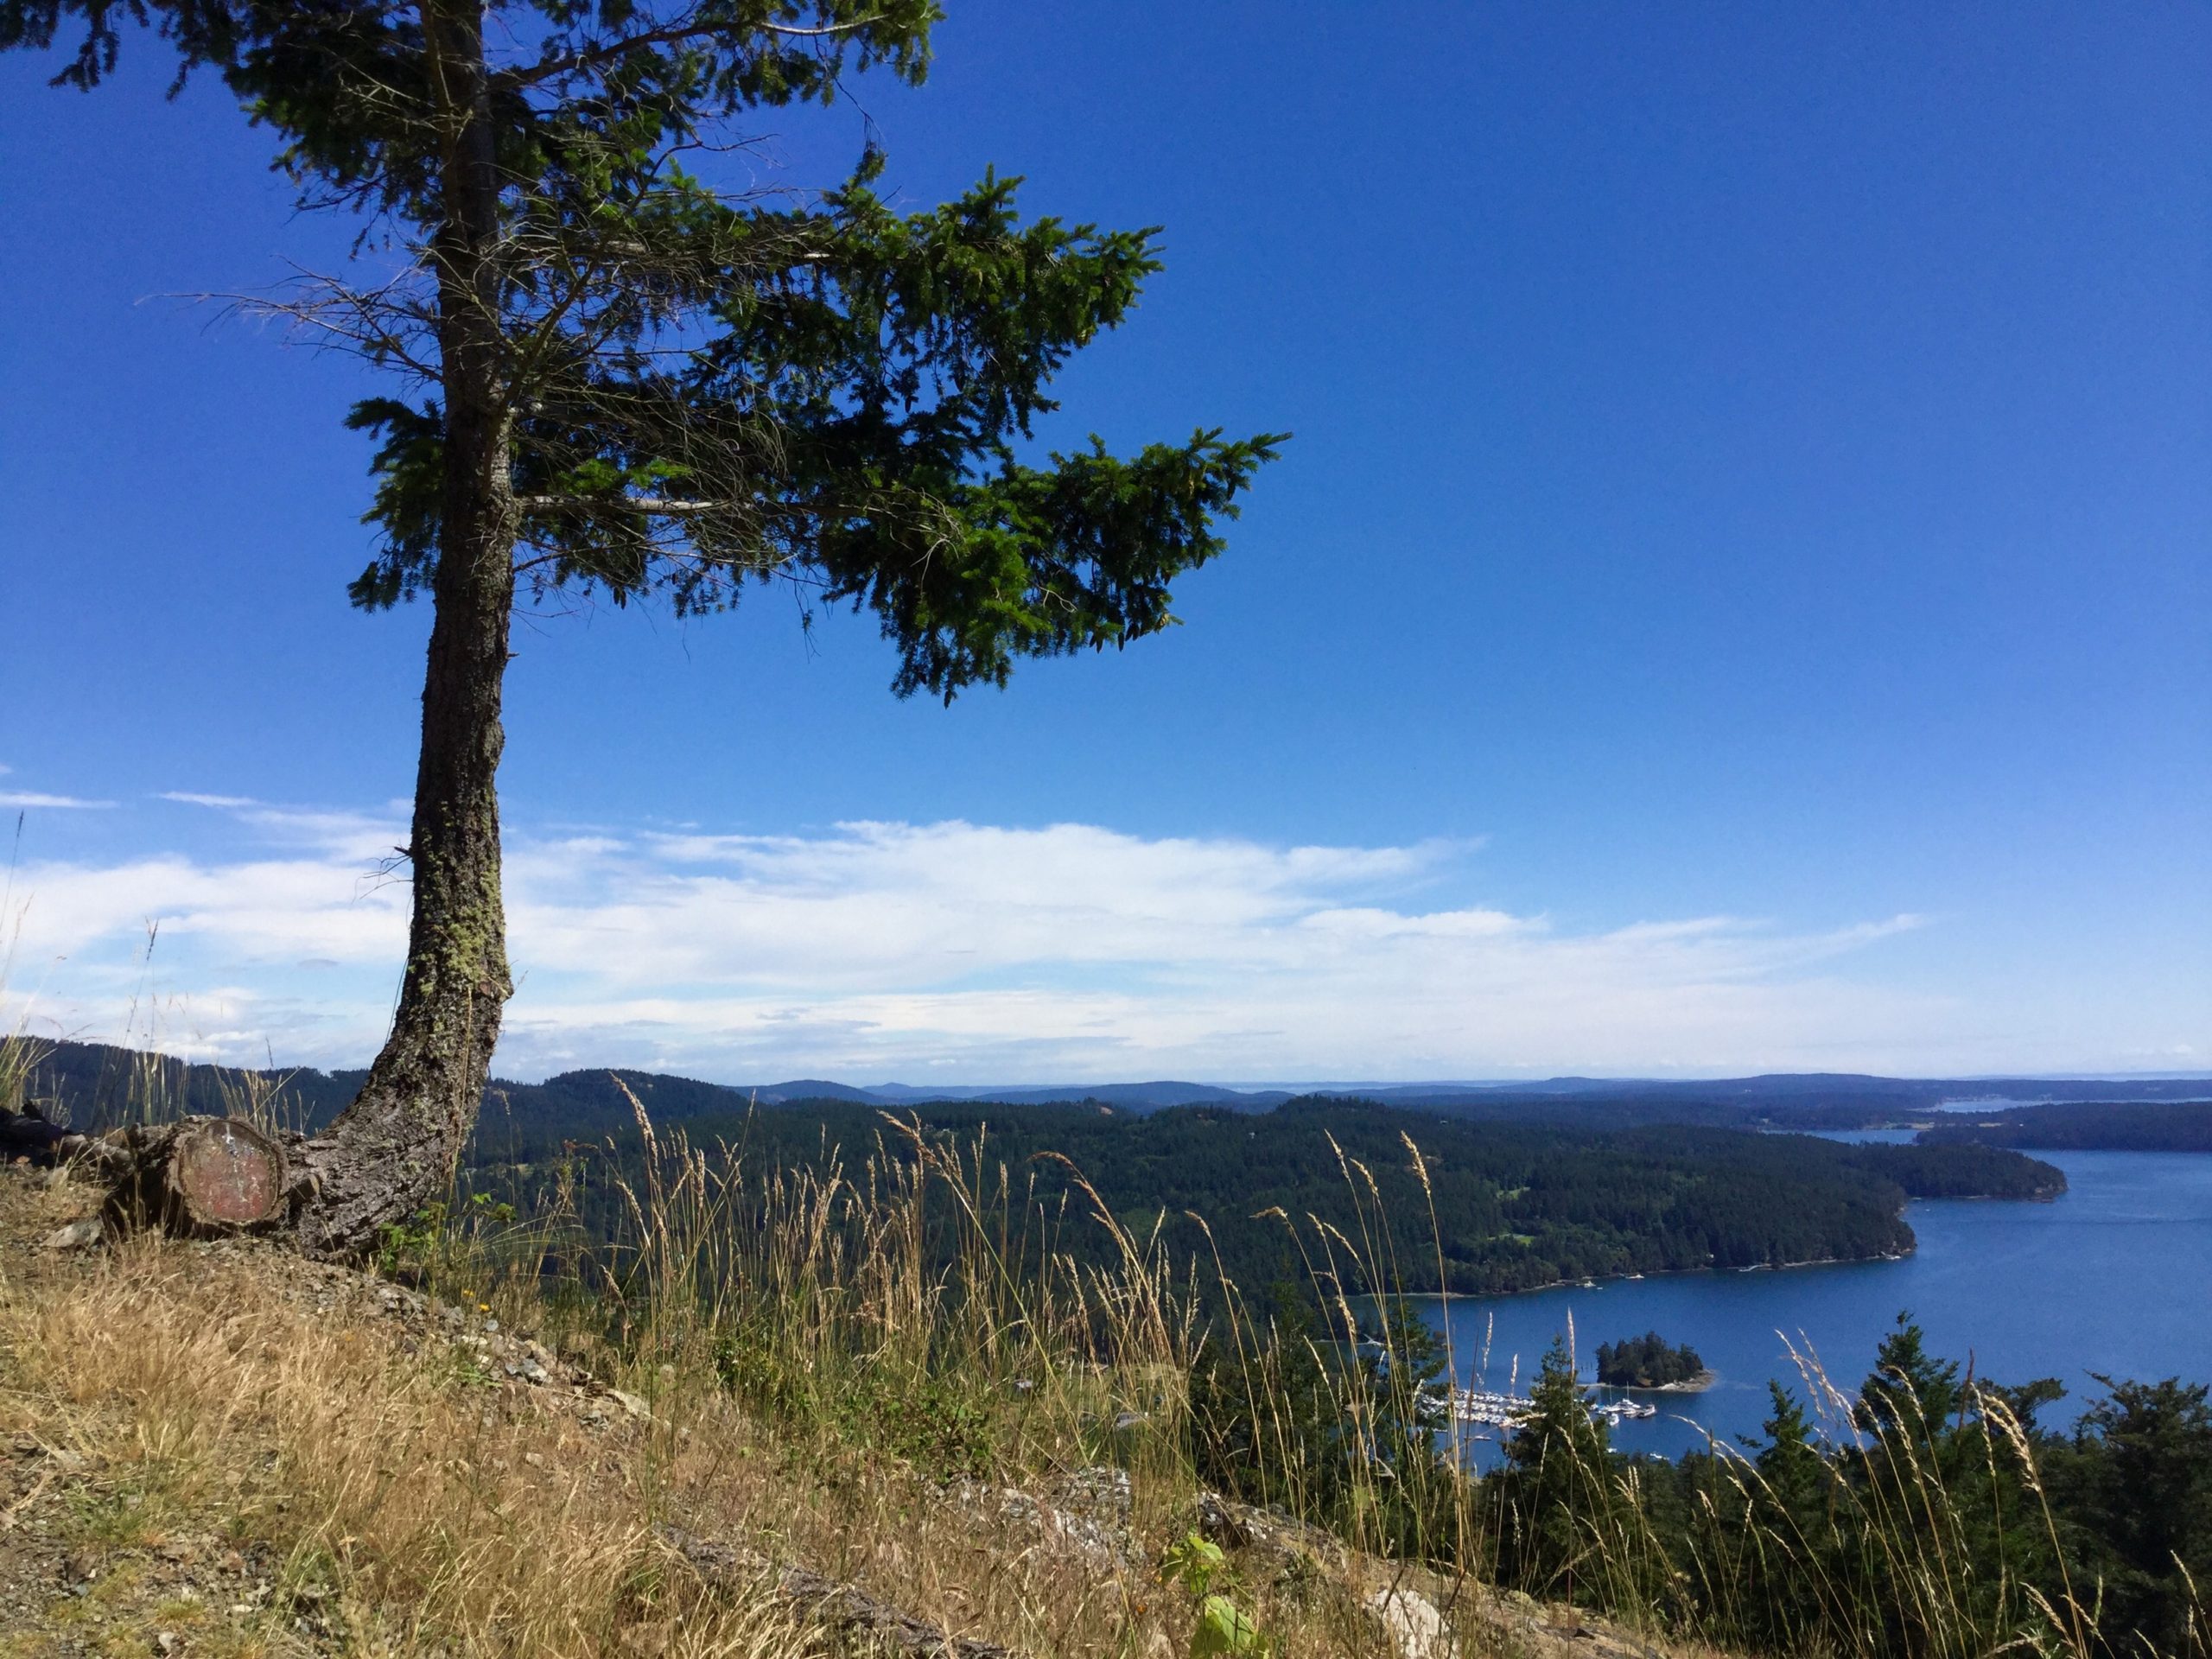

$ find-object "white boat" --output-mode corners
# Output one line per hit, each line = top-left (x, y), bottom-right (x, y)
(1444, 1387), (1658, 1428)
(1594, 1398), (1658, 1421)
(1445, 1387), (1536, 1428)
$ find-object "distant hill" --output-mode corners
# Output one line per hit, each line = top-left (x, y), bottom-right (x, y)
(1, 1039), (2082, 1299)
(864, 1080), (1294, 1110)
(14, 1039), (2205, 1142)
(751, 1079), (881, 1105)
(1366, 1073), (2212, 1108)
(14, 1040), (365, 1131)
(1919, 1100), (2212, 1154)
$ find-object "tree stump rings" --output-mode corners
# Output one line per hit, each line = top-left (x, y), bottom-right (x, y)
(161, 1117), (289, 1231)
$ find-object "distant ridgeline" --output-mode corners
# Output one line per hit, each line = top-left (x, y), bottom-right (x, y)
(18, 1041), (2093, 1296)
(1918, 1099), (2212, 1154)
(16, 1041), (366, 1128)
(18, 1039), (2204, 1138)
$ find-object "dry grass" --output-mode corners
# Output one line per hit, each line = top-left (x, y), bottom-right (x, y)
(0, 1166), (1472, 1659)
(0, 1216), (818, 1657)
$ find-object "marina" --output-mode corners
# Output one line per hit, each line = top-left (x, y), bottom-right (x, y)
(1439, 1386), (1659, 1432)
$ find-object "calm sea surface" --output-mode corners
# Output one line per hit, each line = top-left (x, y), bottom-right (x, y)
(1416, 1143), (2212, 1462)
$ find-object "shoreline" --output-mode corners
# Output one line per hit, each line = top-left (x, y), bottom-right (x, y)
(1372, 1171), (2064, 1305)
(1391, 1243), (1918, 1304)
(1614, 1369), (1718, 1395)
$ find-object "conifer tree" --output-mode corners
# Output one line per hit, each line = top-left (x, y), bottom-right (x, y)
(1753, 1379), (1822, 1515)
(2064, 1376), (2212, 1651)
(1853, 1312), (1963, 1440)
(3, 1), (1280, 1254)
(1495, 1335), (1620, 1599)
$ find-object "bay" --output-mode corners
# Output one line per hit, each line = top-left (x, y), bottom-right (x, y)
(1415, 1146), (2212, 1462)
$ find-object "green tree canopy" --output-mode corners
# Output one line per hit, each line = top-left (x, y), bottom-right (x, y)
(8, 0), (1280, 696)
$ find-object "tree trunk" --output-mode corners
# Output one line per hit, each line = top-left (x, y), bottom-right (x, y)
(52, 3), (520, 1262)
(295, 493), (515, 1258)
(294, 0), (517, 1260)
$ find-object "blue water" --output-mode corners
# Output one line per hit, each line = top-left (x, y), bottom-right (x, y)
(1418, 1149), (2212, 1462)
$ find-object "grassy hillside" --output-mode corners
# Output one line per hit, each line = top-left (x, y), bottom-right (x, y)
(2, 1066), (2201, 1658)
(0, 1154), (1671, 1659)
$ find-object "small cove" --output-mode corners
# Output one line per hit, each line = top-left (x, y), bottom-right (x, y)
(1415, 1146), (2212, 1461)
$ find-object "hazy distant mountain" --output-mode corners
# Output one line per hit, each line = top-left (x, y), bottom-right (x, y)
(15, 1039), (2205, 1137)
(752, 1079), (881, 1104)
(863, 1080), (1292, 1110)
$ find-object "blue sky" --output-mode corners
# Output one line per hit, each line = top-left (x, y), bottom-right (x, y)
(2, 1), (2205, 1082)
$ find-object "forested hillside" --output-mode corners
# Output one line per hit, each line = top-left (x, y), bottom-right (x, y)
(476, 1093), (2061, 1296)
(14, 1043), (2069, 1296)
(18, 1041), (364, 1128)
(1920, 1100), (2212, 1152)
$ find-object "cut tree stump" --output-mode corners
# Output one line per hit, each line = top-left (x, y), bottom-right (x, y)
(157, 1117), (290, 1230)
(100, 1115), (297, 1236)
(2, 1105), (298, 1238)
(5, 1110), (336, 1256)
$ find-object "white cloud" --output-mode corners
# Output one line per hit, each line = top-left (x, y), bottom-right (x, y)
(0, 797), (2184, 1084)
(0, 791), (116, 810)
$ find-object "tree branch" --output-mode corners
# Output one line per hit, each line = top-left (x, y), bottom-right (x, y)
(517, 493), (740, 517)
(503, 21), (710, 90)
(760, 15), (888, 37)
(501, 11), (888, 89)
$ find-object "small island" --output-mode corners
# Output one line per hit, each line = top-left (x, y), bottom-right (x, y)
(1596, 1331), (1714, 1391)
